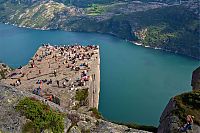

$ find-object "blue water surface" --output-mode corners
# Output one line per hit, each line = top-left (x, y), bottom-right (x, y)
(0, 23), (199, 126)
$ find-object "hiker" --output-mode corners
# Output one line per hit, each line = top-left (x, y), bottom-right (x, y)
(48, 95), (53, 101)
(18, 65), (22, 69)
(16, 79), (21, 86)
(48, 62), (50, 68)
(53, 69), (57, 77)
(18, 79), (21, 84)
(62, 81), (66, 88)
(56, 80), (59, 87)
(33, 87), (41, 96)
(36, 80), (41, 84)
(21, 73), (25, 77)
(179, 115), (194, 132)
(53, 96), (60, 105)
(37, 87), (41, 95)
(47, 79), (52, 85)
(31, 63), (34, 68)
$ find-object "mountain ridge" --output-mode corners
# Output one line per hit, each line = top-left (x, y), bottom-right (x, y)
(0, 0), (199, 59)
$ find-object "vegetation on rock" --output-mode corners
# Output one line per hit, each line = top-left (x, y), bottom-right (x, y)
(0, 63), (12, 79)
(0, 70), (6, 79)
(89, 108), (103, 119)
(86, 4), (105, 15)
(16, 97), (64, 133)
(75, 88), (89, 106)
(173, 90), (200, 126)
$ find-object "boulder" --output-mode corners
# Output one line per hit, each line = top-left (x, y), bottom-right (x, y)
(192, 66), (200, 90)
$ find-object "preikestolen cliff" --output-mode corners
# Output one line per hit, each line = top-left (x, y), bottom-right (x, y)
(0, 0), (199, 133)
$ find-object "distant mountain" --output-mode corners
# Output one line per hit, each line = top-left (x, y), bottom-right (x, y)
(1, 0), (194, 7)
(0, 0), (199, 59)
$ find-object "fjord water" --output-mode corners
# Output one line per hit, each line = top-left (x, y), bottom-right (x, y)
(0, 24), (199, 126)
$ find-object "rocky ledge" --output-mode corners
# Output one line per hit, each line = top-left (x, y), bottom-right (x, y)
(0, 84), (151, 133)
(158, 66), (200, 133)
(2, 44), (100, 112)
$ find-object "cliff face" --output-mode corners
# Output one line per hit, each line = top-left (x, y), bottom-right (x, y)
(158, 66), (200, 133)
(157, 98), (179, 133)
(192, 66), (200, 90)
(157, 97), (200, 133)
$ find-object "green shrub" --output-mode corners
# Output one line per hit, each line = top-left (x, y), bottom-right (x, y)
(16, 97), (64, 133)
(0, 70), (6, 79)
(22, 121), (35, 133)
(173, 90), (200, 125)
(75, 88), (88, 106)
(88, 108), (103, 119)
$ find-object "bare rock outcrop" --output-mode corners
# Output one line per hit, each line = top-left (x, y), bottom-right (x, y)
(192, 66), (200, 90)
(158, 66), (200, 133)
(0, 63), (12, 79)
(157, 97), (200, 133)
(0, 84), (151, 133)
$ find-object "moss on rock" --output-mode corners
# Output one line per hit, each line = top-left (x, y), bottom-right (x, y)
(173, 90), (200, 125)
(16, 97), (65, 133)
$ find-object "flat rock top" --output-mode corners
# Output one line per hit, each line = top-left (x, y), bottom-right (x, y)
(2, 44), (100, 111)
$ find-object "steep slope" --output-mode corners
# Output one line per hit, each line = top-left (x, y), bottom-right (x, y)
(192, 66), (200, 90)
(157, 91), (200, 133)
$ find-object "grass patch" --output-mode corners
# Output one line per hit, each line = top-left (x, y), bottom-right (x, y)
(75, 88), (88, 106)
(88, 108), (103, 119)
(86, 4), (105, 15)
(16, 97), (64, 133)
(22, 121), (35, 133)
(173, 90), (200, 125)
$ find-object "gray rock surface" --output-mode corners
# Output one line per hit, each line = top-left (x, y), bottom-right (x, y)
(192, 66), (200, 90)
(0, 84), (151, 133)
(0, 63), (12, 79)
(158, 66), (200, 133)
(157, 98), (200, 133)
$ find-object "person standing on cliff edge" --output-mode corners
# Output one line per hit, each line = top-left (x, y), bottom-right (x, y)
(179, 115), (194, 132)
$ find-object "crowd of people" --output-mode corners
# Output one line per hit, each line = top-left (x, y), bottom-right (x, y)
(7, 44), (99, 107)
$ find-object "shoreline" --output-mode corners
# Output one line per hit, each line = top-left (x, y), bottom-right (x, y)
(130, 41), (200, 60)
(1, 22), (199, 60)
